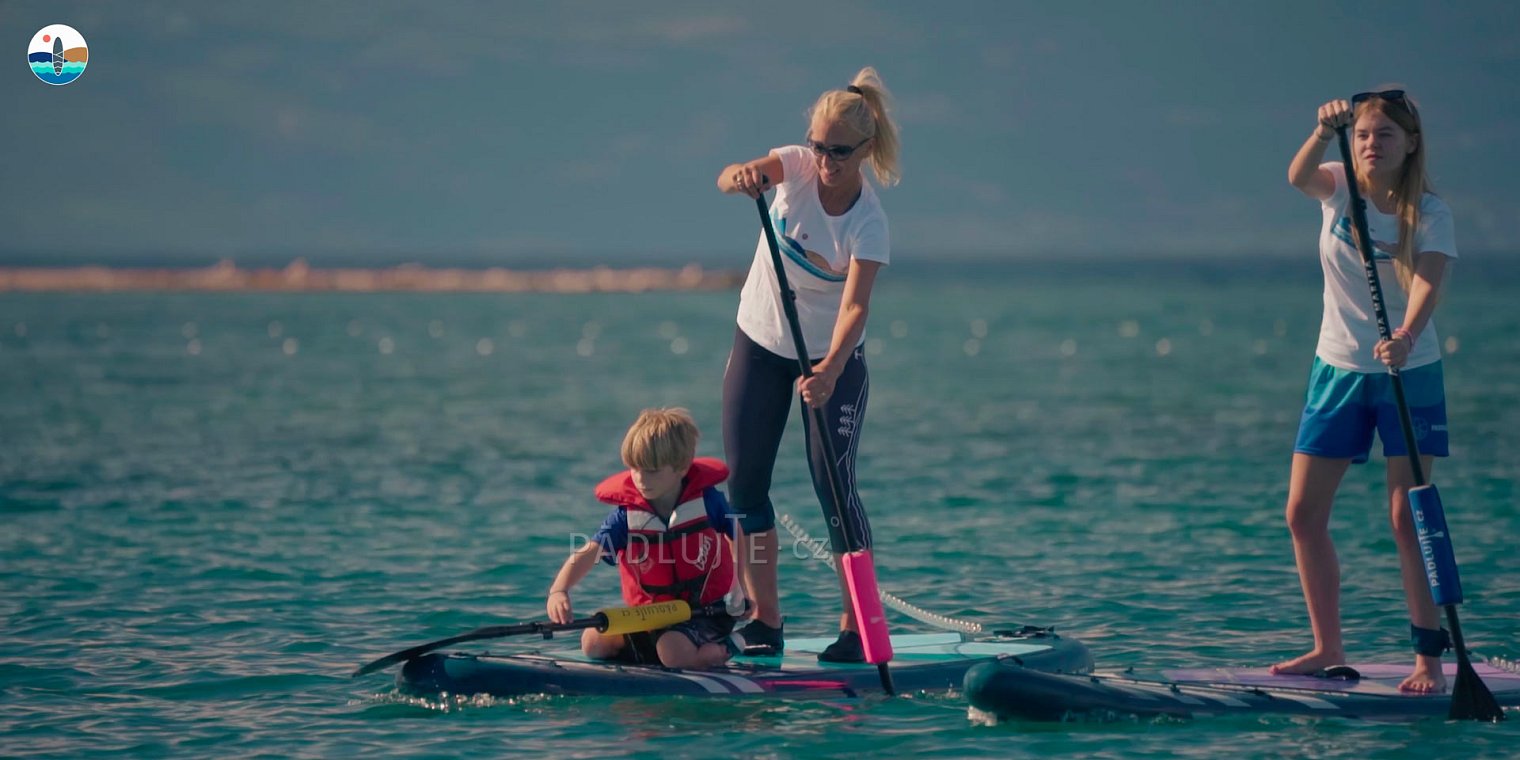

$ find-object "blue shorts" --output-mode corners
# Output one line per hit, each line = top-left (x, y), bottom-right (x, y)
(1293, 357), (1449, 464)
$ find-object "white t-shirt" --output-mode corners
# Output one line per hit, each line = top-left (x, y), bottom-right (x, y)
(1315, 161), (1457, 373)
(735, 145), (890, 361)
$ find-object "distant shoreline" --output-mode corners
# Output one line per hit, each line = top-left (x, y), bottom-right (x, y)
(0, 259), (744, 293)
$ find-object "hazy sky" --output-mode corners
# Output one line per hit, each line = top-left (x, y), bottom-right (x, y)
(5, 1), (1518, 266)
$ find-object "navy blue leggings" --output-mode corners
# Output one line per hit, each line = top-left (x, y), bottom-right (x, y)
(721, 327), (872, 552)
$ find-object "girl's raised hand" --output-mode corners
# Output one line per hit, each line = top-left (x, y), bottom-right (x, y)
(1317, 99), (1353, 135)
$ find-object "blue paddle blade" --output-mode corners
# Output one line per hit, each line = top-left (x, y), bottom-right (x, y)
(1409, 484), (1464, 607)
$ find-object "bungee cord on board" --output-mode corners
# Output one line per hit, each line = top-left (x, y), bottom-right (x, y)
(779, 513), (984, 635)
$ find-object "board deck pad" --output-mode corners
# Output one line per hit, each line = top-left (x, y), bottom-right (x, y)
(963, 657), (1520, 721)
(510, 632), (1055, 669)
(1159, 663), (1520, 696)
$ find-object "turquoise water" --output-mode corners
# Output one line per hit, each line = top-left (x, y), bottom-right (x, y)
(3, 260), (1517, 757)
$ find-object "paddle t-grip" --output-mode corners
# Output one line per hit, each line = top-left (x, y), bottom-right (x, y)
(842, 549), (894, 664)
(1409, 485), (1464, 607)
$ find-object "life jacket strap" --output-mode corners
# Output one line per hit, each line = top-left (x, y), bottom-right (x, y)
(639, 574), (709, 605)
(630, 516), (711, 545)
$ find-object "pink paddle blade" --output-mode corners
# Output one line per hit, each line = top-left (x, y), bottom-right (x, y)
(842, 549), (893, 664)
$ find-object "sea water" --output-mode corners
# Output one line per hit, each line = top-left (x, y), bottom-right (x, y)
(2, 258), (1517, 757)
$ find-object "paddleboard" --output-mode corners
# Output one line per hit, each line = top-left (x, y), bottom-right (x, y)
(964, 657), (1520, 721)
(398, 628), (1091, 699)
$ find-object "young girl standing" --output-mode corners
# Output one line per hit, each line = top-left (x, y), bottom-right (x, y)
(1275, 89), (1458, 693)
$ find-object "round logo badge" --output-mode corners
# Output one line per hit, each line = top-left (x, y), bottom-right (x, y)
(29, 24), (88, 86)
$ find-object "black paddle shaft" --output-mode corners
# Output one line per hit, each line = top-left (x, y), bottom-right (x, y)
(352, 614), (609, 677)
(353, 603), (734, 678)
(1336, 125), (1503, 721)
(1334, 127), (1426, 486)
(754, 194), (860, 554)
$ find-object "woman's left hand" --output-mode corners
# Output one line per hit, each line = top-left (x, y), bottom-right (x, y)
(798, 364), (838, 408)
(1375, 331), (1413, 368)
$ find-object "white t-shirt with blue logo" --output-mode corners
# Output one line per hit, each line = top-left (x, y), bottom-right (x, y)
(735, 145), (890, 361)
(1315, 161), (1457, 373)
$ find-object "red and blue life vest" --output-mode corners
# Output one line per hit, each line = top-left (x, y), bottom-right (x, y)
(594, 457), (734, 608)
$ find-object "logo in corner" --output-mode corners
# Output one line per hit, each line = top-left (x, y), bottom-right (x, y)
(29, 25), (88, 86)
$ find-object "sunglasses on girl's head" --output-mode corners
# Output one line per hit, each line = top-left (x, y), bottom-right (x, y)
(806, 137), (870, 161)
(1352, 89), (1407, 107)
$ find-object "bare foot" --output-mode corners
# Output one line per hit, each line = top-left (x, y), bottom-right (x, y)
(1399, 655), (1447, 693)
(1270, 649), (1346, 675)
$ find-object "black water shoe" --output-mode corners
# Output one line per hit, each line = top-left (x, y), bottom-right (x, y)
(817, 630), (864, 663)
(737, 619), (784, 655)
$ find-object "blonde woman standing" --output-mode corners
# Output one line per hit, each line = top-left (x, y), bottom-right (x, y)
(716, 67), (901, 662)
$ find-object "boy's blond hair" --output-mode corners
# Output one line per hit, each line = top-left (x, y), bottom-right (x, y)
(621, 407), (699, 471)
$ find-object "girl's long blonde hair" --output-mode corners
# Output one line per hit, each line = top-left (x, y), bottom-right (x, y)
(808, 67), (901, 187)
(1352, 89), (1431, 292)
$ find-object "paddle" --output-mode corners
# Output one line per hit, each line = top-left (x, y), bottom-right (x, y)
(352, 599), (706, 678)
(752, 190), (895, 696)
(1335, 125), (1504, 721)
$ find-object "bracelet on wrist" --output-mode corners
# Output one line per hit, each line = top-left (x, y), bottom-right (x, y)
(549, 589), (568, 597)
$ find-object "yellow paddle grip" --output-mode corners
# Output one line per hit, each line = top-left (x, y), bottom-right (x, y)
(598, 600), (693, 636)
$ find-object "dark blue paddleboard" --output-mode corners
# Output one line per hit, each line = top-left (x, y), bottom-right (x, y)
(398, 629), (1091, 699)
(964, 657), (1520, 721)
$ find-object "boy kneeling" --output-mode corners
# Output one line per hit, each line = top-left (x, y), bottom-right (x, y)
(546, 408), (743, 669)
